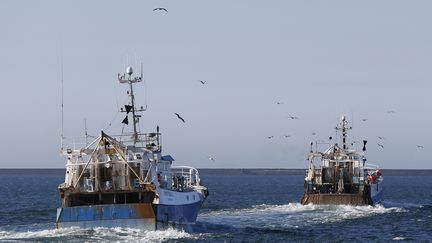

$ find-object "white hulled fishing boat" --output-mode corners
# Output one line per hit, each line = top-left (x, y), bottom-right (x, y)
(301, 116), (383, 205)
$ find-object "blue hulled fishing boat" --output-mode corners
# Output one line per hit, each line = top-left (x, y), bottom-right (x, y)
(56, 66), (208, 229)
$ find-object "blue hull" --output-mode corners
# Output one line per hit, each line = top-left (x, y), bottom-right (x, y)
(56, 201), (202, 229)
(56, 203), (156, 229)
(370, 180), (384, 205)
(155, 201), (202, 224)
(371, 187), (384, 205)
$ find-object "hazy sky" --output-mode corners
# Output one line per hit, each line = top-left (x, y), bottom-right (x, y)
(1, 0), (431, 169)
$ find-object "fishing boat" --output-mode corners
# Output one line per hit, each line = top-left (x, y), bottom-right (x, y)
(300, 116), (383, 205)
(56, 66), (208, 229)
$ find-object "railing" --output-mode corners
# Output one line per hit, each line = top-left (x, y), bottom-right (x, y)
(62, 132), (161, 152)
(171, 166), (201, 189)
(112, 133), (161, 147)
(364, 163), (380, 170)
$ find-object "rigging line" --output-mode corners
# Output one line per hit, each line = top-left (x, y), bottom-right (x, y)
(120, 124), (126, 143)
(108, 66), (120, 131)
(104, 111), (120, 132)
(104, 96), (129, 131)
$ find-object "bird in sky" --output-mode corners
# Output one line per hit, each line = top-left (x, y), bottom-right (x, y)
(288, 116), (299, 120)
(198, 80), (207, 84)
(276, 102), (283, 105)
(361, 118), (368, 122)
(284, 135), (291, 138)
(208, 156), (215, 161)
(378, 136), (385, 140)
(266, 136), (274, 139)
(417, 145), (424, 149)
(312, 132), (317, 136)
(174, 113), (185, 123)
(153, 7), (168, 12)
(377, 143), (384, 149)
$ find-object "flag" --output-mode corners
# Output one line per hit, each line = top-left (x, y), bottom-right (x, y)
(122, 116), (129, 125)
(125, 105), (133, 114)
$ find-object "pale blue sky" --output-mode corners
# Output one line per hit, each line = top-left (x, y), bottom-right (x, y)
(1, 0), (431, 169)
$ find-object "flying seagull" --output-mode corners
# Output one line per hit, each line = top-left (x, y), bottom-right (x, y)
(174, 113), (185, 123)
(361, 118), (368, 122)
(284, 135), (291, 138)
(417, 145), (424, 149)
(378, 136), (385, 140)
(266, 136), (274, 139)
(153, 7), (168, 12)
(198, 80), (207, 84)
(288, 116), (299, 120)
(208, 156), (215, 161)
(312, 132), (317, 136)
(276, 102), (283, 105)
(377, 143), (384, 149)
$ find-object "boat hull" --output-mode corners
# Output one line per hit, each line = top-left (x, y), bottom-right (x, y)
(56, 203), (156, 229)
(156, 200), (202, 224)
(370, 181), (384, 204)
(301, 181), (384, 206)
(301, 193), (369, 205)
(56, 201), (203, 229)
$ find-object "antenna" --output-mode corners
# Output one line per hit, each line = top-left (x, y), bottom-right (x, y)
(351, 111), (356, 150)
(84, 118), (88, 146)
(60, 48), (64, 153)
(141, 62), (148, 111)
(140, 62), (143, 80)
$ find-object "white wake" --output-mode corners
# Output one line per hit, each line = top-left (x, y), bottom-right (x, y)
(0, 227), (196, 242)
(199, 203), (404, 229)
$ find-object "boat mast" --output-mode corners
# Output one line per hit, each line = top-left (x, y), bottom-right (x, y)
(129, 75), (138, 142)
(337, 116), (352, 150)
(118, 66), (145, 144)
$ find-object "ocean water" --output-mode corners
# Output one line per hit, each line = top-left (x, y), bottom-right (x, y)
(0, 171), (431, 242)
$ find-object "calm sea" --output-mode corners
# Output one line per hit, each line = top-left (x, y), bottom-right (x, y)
(0, 169), (431, 242)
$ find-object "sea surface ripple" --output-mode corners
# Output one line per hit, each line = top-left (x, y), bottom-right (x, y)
(0, 171), (430, 242)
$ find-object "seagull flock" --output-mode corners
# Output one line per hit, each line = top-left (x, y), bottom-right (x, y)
(172, 93), (424, 162)
(148, 6), (426, 161)
(145, 7), (423, 158)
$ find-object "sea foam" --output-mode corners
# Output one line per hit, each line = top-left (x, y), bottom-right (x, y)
(198, 203), (404, 229)
(0, 227), (194, 242)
